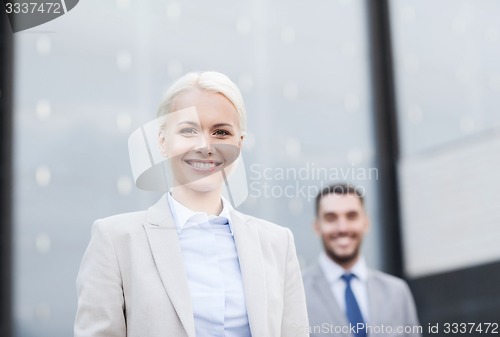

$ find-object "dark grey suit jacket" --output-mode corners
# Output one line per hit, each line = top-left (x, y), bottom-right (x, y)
(303, 263), (421, 337)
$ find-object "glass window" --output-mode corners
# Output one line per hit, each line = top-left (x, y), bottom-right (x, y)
(13, 1), (378, 335)
(390, 0), (500, 277)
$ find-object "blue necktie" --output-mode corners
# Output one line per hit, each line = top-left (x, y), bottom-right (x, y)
(342, 273), (366, 337)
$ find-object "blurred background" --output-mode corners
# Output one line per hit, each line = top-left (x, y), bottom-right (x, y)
(1, 0), (500, 336)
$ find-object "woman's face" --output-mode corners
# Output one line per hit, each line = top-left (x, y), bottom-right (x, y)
(159, 88), (243, 193)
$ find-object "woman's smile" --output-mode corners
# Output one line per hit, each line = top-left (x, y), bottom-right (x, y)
(184, 159), (223, 172)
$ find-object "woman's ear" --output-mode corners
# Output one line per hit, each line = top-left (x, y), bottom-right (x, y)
(238, 135), (245, 148)
(158, 129), (168, 157)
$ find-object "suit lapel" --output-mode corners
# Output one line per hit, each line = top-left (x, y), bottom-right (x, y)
(312, 265), (351, 337)
(231, 211), (267, 337)
(143, 196), (196, 337)
(366, 270), (383, 327)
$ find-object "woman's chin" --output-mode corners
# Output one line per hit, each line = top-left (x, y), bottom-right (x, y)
(178, 174), (224, 193)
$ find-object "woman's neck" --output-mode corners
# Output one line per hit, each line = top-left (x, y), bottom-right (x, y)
(171, 186), (223, 216)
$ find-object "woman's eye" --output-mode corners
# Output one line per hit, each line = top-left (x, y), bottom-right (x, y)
(179, 128), (197, 135)
(213, 129), (231, 137)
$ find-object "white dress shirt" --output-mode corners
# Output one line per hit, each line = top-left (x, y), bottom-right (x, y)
(167, 193), (251, 337)
(318, 252), (370, 323)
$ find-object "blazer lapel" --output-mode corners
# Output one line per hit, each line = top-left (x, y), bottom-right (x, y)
(143, 195), (196, 337)
(366, 270), (383, 328)
(231, 211), (268, 337)
(312, 265), (351, 337)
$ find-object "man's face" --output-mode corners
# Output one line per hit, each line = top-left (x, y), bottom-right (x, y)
(314, 193), (369, 269)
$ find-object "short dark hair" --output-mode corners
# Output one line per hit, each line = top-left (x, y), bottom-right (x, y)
(315, 183), (365, 217)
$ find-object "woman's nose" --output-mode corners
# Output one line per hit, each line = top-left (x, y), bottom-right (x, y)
(195, 134), (215, 155)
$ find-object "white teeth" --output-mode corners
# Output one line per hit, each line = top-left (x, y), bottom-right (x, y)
(335, 237), (353, 245)
(189, 162), (216, 170)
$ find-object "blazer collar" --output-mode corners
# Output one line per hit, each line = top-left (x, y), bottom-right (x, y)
(230, 210), (268, 337)
(145, 194), (175, 228)
(366, 270), (385, 326)
(143, 195), (196, 337)
(312, 262), (392, 330)
(311, 264), (350, 334)
(144, 195), (268, 337)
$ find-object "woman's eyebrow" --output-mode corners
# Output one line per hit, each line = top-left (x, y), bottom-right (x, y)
(176, 121), (199, 127)
(212, 123), (234, 128)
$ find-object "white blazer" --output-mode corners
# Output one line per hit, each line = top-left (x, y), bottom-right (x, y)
(75, 195), (309, 337)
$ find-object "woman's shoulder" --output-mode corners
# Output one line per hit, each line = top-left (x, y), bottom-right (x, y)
(91, 210), (149, 235)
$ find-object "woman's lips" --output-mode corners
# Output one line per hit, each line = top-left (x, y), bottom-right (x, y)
(184, 159), (223, 172)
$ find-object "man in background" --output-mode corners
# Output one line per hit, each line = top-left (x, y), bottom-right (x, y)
(303, 183), (421, 337)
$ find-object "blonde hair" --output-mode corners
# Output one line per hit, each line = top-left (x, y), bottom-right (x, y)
(157, 71), (247, 135)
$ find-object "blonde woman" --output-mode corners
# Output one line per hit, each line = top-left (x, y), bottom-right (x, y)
(74, 71), (309, 337)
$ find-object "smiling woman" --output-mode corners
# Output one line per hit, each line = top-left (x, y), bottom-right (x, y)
(74, 71), (309, 337)
(158, 87), (243, 205)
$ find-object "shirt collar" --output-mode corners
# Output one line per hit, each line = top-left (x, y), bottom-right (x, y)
(319, 252), (368, 283)
(166, 192), (234, 235)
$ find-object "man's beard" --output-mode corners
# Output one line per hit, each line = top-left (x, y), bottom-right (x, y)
(323, 239), (361, 268)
